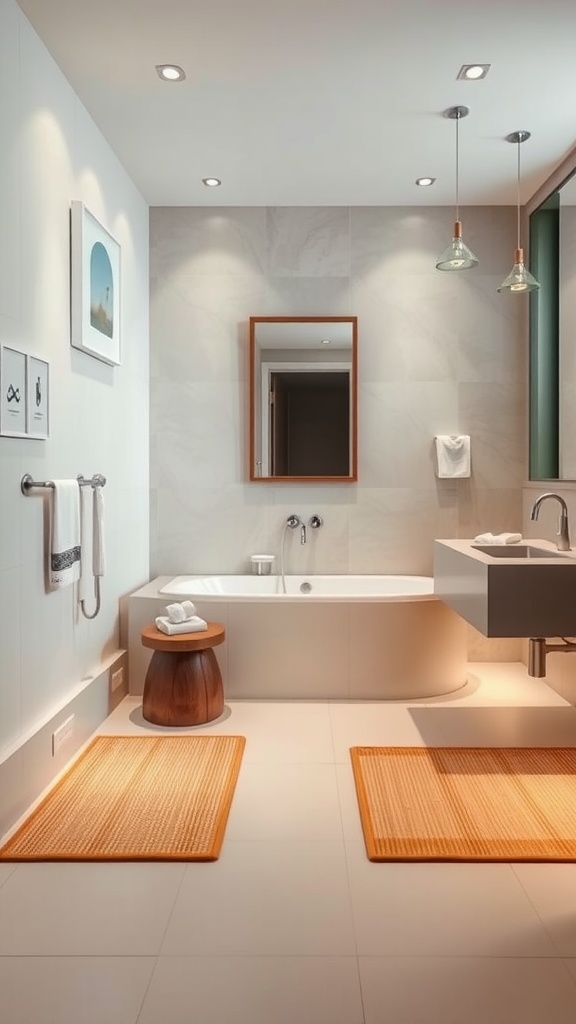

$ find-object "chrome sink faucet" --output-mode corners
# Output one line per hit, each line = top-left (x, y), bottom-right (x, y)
(530, 492), (571, 551)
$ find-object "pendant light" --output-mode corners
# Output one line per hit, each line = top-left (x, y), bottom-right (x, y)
(498, 131), (539, 294)
(436, 106), (479, 271)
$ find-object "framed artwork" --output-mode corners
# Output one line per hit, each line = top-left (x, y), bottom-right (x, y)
(70, 201), (121, 365)
(26, 355), (50, 438)
(0, 344), (28, 437)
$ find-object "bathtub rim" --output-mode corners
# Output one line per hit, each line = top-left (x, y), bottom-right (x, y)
(158, 573), (438, 603)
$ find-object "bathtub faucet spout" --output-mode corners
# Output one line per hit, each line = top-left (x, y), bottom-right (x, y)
(286, 513), (306, 543)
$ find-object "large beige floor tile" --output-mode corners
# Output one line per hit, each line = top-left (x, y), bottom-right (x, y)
(0, 863), (185, 955)
(139, 955), (364, 1024)
(225, 762), (344, 842)
(359, 955), (576, 1024)
(345, 845), (558, 957)
(513, 864), (576, 956)
(0, 957), (155, 1024)
(161, 840), (355, 956)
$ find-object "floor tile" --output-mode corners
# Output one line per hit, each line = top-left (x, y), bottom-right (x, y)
(345, 843), (558, 956)
(225, 762), (344, 842)
(359, 955), (576, 1024)
(0, 863), (17, 886)
(328, 702), (446, 762)
(513, 864), (576, 955)
(0, 862), (185, 955)
(428, 705), (576, 747)
(0, 956), (155, 1024)
(161, 840), (356, 956)
(102, 699), (336, 764)
(138, 955), (364, 1024)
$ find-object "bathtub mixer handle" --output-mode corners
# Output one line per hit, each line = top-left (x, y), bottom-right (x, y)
(286, 513), (323, 544)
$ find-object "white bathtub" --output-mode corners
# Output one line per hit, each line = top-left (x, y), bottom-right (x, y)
(159, 573), (435, 601)
(130, 573), (467, 700)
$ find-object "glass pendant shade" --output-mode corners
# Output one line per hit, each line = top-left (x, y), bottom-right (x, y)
(436, 220), (479, 271)
(497, 247), (539, 293)
(498, 131), (540, 294)
(435, 106), (478, 273)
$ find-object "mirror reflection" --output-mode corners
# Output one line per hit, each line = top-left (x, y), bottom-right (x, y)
(530, 168), (576, 480)
(249, 316), (357, 481)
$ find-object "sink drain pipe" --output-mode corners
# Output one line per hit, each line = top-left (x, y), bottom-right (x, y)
(528, 637), (576, 677)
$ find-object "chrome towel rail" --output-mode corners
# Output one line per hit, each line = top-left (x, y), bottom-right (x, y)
(21, 473), (106, 495)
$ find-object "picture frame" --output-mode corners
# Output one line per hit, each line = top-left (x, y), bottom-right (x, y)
(26, 354), (50, 438)
(70, 200), (121, 365)
(0, 344), (28, 437)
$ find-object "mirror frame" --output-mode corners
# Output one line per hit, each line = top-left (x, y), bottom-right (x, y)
(249, 315), (358, 483)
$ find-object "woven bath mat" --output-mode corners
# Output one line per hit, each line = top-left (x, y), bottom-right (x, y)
(351, 746), (576, 862)
(0, 734), (245, 861)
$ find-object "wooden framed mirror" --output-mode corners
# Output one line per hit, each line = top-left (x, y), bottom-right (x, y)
(249, 316), (358, 482)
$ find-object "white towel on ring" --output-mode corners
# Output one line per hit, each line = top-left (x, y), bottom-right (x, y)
(434, 435), (471, 478)
(50, 480), (81, 589)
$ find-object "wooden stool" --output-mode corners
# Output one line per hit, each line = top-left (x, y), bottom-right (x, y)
(141, 622), (225, 727)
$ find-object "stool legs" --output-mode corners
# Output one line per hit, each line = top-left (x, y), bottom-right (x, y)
(142, 648), (224, 727)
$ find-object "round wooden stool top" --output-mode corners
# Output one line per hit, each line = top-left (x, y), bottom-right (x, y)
(141, 622), (225, 653)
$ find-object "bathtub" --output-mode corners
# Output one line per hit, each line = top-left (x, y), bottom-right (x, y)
(125, 573), (467, 701)
(159, 573), (436, 601)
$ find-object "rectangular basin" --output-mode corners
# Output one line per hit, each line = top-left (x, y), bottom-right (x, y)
(434, 539), (576, 637)
(472, 544), (571, 560)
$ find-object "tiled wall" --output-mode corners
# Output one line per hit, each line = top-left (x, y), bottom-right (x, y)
(0, 0), (149, 774)
(150, 205), (526, 583)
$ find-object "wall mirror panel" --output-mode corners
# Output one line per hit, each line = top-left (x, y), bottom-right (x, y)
(249, 316), (358, 482)
(530, 168), (576, 480)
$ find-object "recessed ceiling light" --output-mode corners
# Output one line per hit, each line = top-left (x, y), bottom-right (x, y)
(457, 63), (491, 80)
(320, 338), (331, 345)
(415, 177), (436, 187)
(156, 64), (186, 82)
(202, 177), (222, 187)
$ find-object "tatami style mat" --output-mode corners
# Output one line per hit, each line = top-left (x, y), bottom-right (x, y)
(0, 734), (245, 861)
(351, 746), (576, 861)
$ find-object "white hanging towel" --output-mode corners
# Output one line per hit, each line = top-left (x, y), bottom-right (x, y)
(50, 480), (81, 589)
(434, 435), (471, 479)
(80, 486), (106, 601)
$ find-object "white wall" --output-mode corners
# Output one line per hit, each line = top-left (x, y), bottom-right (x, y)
(0, 0), (149, 776)
(150, 205), (526, 583)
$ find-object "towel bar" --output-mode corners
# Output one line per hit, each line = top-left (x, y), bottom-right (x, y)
(21, 473), (106, 495)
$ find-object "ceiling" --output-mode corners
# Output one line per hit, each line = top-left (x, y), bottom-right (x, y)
(15, 0), (576, 208)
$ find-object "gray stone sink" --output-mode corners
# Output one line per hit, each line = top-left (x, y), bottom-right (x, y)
(434, 539), (576, 637)
(472, 544), (572, 560)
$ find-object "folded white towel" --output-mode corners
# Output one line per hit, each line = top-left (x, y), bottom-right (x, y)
(473, 532), (523, 546)
(155, 615), (208, 635)
(165, 601), (197, 624)
(50, 480), (81, 589)
(434, 435), (471, 479)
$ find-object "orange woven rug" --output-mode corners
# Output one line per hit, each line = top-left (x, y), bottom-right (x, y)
(0, 735), (245, 862)
(351, 746), (576, 862)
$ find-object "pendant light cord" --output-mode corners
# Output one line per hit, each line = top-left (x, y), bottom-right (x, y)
(516, 138), (521, 250)
(455, 111), (460, 222)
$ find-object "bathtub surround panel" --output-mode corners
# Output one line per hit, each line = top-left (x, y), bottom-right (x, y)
(128, 578), (467, 700)
(150, 205), (525, 588)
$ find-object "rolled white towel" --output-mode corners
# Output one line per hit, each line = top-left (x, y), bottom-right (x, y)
(165, 600), (197, 623)
(165, 602), (187, 623)
(155, 615), (208, 635)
